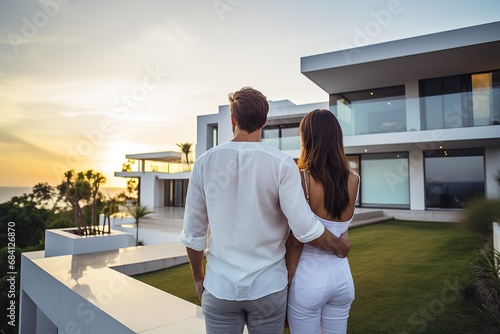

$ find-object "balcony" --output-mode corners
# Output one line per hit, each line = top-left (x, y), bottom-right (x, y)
(116, 151), (192, 176)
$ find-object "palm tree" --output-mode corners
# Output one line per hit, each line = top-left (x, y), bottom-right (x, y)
(176, 142), (193, 171)
(85, 170), (106, 234)
(126, 205), (153, 246)
(102, 196), (119, 234)
(58, 170), (90, 235)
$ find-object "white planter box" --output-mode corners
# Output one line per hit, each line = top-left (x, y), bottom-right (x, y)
(99, 213), (136, 227)
(44, 228), (130, 257)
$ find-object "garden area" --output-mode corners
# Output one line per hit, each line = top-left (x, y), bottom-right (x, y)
(135, 219), (498, 334)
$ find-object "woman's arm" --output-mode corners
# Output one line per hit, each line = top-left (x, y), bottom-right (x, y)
(285, 232), (304, 285)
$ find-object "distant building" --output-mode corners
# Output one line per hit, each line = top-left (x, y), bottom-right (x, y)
(115, 151), (191, 208)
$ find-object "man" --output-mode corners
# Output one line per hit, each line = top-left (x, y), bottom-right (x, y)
(180, 87), (350, 334)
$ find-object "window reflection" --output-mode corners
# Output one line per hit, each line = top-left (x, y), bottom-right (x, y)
(331, 86), (406, 135)
(420, 70), (500, 130)
(262, 123), (300, 150)
(359, 152), (409, 208)
(424, 149), (484, 209)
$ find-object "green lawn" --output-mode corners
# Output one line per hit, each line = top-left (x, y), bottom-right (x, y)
(134, 220), (489, 333)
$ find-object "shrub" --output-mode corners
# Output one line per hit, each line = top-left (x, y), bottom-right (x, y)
(467, 245), (500, 329)
(460, 198), (500, 236)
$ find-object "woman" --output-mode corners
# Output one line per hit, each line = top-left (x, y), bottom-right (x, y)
(286, 109), (360, 334)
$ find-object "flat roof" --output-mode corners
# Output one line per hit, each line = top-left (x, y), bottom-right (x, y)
(301, 21), (500, 93)
(126, 151), (182, 163)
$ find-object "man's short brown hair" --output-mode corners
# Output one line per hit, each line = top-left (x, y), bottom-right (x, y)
(228, 87), (269, 133)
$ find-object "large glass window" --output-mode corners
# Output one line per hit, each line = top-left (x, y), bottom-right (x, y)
(262, 123), (300, 150)
(330, 86), (406, 135)
(472, 72), (500, 126)
(164, 179), (189, 207)
(360, 152), (409, 208)
(424, 148), (484, 209)
(420, 70), (500, 129)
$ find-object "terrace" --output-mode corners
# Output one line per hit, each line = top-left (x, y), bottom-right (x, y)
(20, 206), (473, 333)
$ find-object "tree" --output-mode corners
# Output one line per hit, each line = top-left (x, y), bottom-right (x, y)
(126, 178), (138, 200)
(122, 159), (136, 172)
(101, 196), (119, 234)
(0, 195), (52, 248)
(176, 142), (193, 170)
(32, 182), (62, 213)
(58, 170), (89, 234)
(85, 170), (106, 234)
(126, 205), (153, 246)
(57, 169), (106, 235)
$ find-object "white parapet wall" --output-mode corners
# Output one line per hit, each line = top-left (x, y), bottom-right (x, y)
(45, 228), (130, 257)
(494, 222), (500, 271)
(19, 243), (206, 334)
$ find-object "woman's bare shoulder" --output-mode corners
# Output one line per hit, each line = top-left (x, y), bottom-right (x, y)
(348, 170), (360, 184)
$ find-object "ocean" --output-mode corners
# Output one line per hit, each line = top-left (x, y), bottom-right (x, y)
(0, 187), (127, 204)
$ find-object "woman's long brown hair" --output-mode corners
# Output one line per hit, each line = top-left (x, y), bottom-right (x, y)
(298, 109), (350, 219)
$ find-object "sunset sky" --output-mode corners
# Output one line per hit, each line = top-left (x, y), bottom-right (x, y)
(1, 0), (500, 188)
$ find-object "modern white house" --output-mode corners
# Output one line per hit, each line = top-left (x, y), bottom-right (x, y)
(18, 21), (500, 334)
(122, 21), (500, 216)
(114, 151), (191, 209)
(198, 21), (500, 217)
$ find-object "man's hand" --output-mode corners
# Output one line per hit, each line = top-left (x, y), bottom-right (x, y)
(186, 247), (206, 301)
(194, 277), (204, 301)
(309, 229), (351, 257)
(336, 231), (351, 258)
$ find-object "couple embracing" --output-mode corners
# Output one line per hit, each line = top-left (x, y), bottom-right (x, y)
(181, 87), (360, 334)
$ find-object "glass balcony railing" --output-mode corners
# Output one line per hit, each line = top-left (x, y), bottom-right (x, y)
(262, 135), (301, 151)
(333, 95), (408, 136)
(139, 161), (191, 173)
(331, 87), (500, 136)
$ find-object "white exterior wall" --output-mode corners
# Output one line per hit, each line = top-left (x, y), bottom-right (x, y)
(485, 146), (500, 198)
(153, 177), (164, 207)
(196, 113), (220, 159)
(409, 150), (426, 210)
(406, 81), (421, 131)
(196, 105), (232, 158)
(406, 81), (425, 210)
(139, 174), (157, 208)
(218, 105), (233, 146)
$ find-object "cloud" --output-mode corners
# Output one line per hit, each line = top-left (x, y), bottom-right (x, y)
(0, 128), (65, 164)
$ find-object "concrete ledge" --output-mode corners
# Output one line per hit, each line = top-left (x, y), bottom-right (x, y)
(349, 210), (393, 228)
(20, 243), (206, 333)
(381, 209), (462, 223)
(45, 228), (130, 257)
